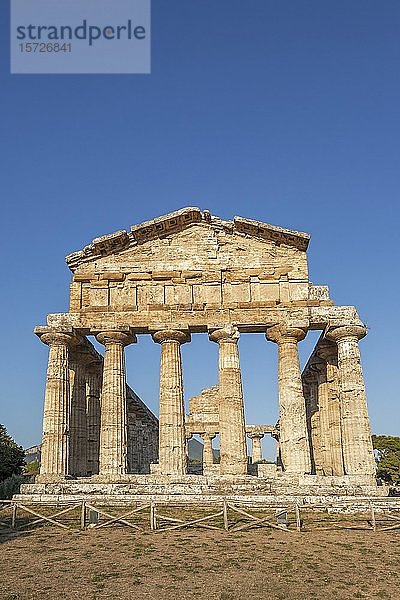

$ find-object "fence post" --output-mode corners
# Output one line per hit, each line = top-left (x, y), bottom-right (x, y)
(295, 503), (301, 532)
(223, 498), (229, 531)
(150, 501), (155, 531)
(369, 501), (376, 532)
(151, 501), (157, 531)
(80, 501), (86, 530)
(11, 503), (17, 530)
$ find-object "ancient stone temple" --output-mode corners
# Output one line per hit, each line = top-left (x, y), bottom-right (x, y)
(20, 208), (384, 501)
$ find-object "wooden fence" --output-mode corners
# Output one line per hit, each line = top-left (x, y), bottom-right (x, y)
(1, 498), (400, 534)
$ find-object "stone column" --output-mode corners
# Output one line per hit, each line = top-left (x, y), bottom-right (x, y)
(303, 371), (320, 474)
(249, 433), (264, 463)
(152, 329), (190, 476)
(314, 360), (334, 476)
(96, 330), (136, 478)
(69, 351), (89, 477)
(86, 363), (102, 476)
(318, 344), (344, 476)
(209, 325), (247, 476)
(201, 432), (215, 474)
(326, 326), (375, 480)
(267, 325), (311, 474)
(37, 331), (78, 482)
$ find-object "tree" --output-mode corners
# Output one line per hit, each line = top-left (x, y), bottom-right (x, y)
(23, 460), (40, 476)
(372, 435), (400, 484)
(0, 424), (25, 482)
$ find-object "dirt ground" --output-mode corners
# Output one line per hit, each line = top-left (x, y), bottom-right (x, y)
(1, 525), (399, 600)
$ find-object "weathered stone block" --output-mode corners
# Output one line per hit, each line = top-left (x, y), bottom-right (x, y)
(251, 282), (280, 302)
(99, 272), (125, 281)
(165, 284), (192, 305)
(69, 282), (81, 311)
(109, 284), (137, 307)
(137, 285), (165, 306)
(126, 272), (152, 281)
(152, 271), (178, 280)
(193, 283), (222, 305)
(223, 282), (250, 304)
(89, 286), (109, 307)
(73, 273), (96, 282)
(289, 282), (309, 301)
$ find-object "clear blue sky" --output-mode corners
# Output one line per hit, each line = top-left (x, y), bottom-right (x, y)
(1, 1), (399, 456)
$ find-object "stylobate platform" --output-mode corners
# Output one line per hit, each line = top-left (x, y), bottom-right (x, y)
(16, 474), (389, 505)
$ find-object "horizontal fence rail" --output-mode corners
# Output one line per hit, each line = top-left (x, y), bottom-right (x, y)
(1, 498), (400, 534)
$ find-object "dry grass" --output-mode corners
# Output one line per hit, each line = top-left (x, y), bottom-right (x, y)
(0, 525), (399, 600)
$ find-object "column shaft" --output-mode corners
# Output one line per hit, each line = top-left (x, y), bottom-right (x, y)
(201, 433), (215, 473)
(316, 364), (334, 476)
(267, 326), (311, 474)
(210, 326), (247, 476)
(69, 356), (88, 477)
(97, 331), (135, 477)
(325, 356), (345, 476)
(327, 326), (375, 480)
(250, 435), (263, 463)
(303, 375), (318, 474)
(38, 332), (77, 481)
(153, 330), (189, 476)
(86, 367), (101, 476)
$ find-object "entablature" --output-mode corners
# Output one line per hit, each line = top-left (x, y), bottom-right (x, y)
(38, 304), (364, 338)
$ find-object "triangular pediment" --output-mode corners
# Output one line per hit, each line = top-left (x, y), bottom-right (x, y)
(66, 207), (310, 272)
(67, 209), (314, 313)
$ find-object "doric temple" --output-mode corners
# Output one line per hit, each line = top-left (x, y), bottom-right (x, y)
(20, 208), (385, 500)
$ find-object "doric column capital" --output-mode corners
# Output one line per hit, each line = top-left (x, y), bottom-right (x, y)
(39, 331), (80, 347)
(200, 431), (216, 441)
(209, 324), (240, 344)
(247, 432), (264, 441)
(266, 325), (307, 344)
(326, 325), (367, 343)
(152, 329), (191, 345)
(96, 330), (137, 347)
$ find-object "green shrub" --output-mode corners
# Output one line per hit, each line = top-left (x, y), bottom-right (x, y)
(0, 474), (25, 499)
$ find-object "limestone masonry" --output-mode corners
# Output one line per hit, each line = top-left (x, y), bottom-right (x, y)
(19, 208), (385, 501)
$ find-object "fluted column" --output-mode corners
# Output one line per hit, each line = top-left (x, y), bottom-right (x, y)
(209, 325), (247, 476)
(303, 371), (320, 474)
(326, 326), (375, 480)
(96, 330), (136, 478)
(86, 363), (102, 476)
(267, 325), (311, 474)
(249, 434), (264, 463)
(201, 432), (215, 474)
(69, 351), (89, 477)
(37, 331), (78, 482)
(317, 345), (344, 476)
(152, 329), (190, 476)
